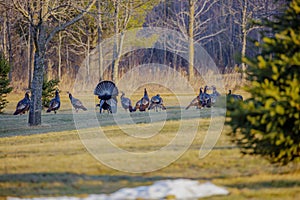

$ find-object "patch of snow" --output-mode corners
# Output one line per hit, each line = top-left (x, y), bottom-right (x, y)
(8, 179), (229, 200)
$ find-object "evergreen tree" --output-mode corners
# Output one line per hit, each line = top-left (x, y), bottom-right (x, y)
(226, 0), (300, 165)
(42, 78), (59, 108)
(0, 53), (13, 113)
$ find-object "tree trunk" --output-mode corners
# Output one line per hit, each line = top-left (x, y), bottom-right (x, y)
(3, 6), (13, 81)
(241, 0), (248, 78)
(27, 23), (34, 89)
(28, 23), (46, 126)
(47, 59), (53, 81)
(113, 32), (125, 82)
(173, 53), (177, 79)
(163, 0), (167, 66)
(112, 0), (120, 82)
(5, 9), (13, 81)
(58, 30), (62, 80)
(28, 50), (45, 126)
(2, 9), (8, 61)
(66, 45), (70, 76)
(86, 36), (90, 81)
(97, 0), (103, 81)
(188, 0), (195, 81)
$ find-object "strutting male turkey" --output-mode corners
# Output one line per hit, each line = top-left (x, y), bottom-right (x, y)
(120, 91), (133, 112)
(148, 94), (166, 111)
(227, 90), (243, 101)
(67, 92), (87, 112)
(13, 92), (31, 115)
(46, 90), (60, 114)
(94, 80), (118, 113)
(132, 88), (150, 112)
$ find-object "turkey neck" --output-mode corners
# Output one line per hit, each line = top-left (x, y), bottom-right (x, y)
(25, 93), (30, 99)
(204, 86), (208, 93)
(56, 92), (60, 101)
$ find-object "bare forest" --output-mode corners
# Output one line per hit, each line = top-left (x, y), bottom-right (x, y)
(0, 0), (285, 92)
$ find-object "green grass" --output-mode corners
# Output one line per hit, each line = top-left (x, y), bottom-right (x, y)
(0, 93), (299, 199)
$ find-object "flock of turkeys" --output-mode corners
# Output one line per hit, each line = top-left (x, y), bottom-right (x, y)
(13, 81), (243, 115)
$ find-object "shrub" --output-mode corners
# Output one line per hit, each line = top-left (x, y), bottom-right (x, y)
(42, 78), (59, 108)
(0, 54), (13, 113)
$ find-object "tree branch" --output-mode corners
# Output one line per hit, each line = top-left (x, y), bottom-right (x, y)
(12, 0), (29, 19)
(195, 28), (226, 43)
(45, 0), (96, 45)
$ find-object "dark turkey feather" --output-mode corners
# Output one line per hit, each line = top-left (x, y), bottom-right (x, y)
(13, 92), (30, 115)
(94, 81), (118, 114)
(94, 81), (118, 100)
(97, 99), (112, 113)
(46, 90), (60, 114)
(148, 94), (166, 111)
(227, 90), (243, 101)
(143, 88), (149, 102)
(151, 95), (161, 104)
(133, 88), (149, 112)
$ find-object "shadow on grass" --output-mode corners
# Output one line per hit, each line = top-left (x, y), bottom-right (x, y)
(2, 172), (299, 198)
(0, 173), (183, 197)
(0, 107), (222, 138)
(224, 179), (300, 190)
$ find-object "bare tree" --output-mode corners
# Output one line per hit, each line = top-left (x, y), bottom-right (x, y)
(12, 0), (96, 126)
(96, 0), (104, 81)
(0, 0), (286, 96)
(111, 0), (132, 82)
(146, 0), (225, 80)
(1, 0), (13, 81)
(110, 0), (158, 82)
(65, 12), (98, 84)
(188, 0), (195, 81)
(228, 0), (282, 75)
(27, 21), (34, 88)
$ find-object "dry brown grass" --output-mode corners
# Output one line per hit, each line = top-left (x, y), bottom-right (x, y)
(0, 108), (300, 199)
(2, 83), (298, 199)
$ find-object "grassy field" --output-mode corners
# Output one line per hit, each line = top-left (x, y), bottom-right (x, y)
(0, 92), (299, 199)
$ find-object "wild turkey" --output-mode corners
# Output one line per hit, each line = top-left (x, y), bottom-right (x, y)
(201, 85), (212, 108)
(120, 91), (133, 112)
(96, 98), (117, 113)
(210, 85), (221, 105)
(67, 92), (87, 112)
(13, 92), (30, 115)
(185, 87), (203, 110)
(46, 90), (60, 114)
(148, 94), (166, 111)
(227, 90), (243, 101)
(94, 80), (118, 113)
(133, 88), (150, 112)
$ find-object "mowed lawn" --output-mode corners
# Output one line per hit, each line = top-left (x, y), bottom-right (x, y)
(0, 93), (299, 199)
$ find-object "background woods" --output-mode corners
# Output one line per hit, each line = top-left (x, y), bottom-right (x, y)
(0, 0), (285, 91)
